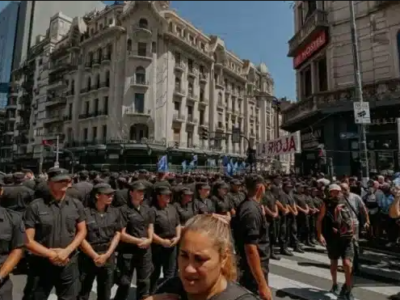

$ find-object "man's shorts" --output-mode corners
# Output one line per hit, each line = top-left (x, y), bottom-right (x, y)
(326, 238), (354, 261)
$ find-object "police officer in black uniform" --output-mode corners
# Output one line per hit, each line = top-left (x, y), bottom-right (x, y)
(78, 183), (123, 300)
(173, 186), (197, 225)
(1, 172), (34, 212)
(234, 175), (272, 300)
(211, 181), (233, 219)
(0, 181), (25, 300)
(293, 184), (310, 247)
(193, 182), (215, 214)
(115, 181), (154, 300)
(24, 168), (87, 300)
(262, 179), (280, 260)
(227, 179), (245, 213)
(73, 171), (93, 205)
(150, 186), (181, 294)
(277, 182), (293, 256)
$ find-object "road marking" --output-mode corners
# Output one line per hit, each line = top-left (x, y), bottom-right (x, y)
(270, 256), (400, 296)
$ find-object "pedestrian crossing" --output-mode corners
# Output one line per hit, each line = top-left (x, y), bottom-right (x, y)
(41, 245), (400, 300)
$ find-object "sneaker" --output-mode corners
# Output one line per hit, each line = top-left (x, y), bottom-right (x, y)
(329, 284), (340, 296)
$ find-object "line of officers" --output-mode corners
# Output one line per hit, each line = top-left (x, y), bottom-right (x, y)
(0, 168), (325, 300)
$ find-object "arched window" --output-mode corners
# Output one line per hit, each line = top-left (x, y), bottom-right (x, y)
(135, 66), (146, 84)
(139, 18), (148, 29)
(127, 39), (132, 51)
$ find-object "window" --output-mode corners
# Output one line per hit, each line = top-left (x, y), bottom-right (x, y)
(134, 93), (145, 113)
(104, 96), (108, 113)
(85, 101), (90, 114)
(188, 82), (194, 95)
(88, 52), (93, 63)
(174, 102), (180, 111)
(218, 93), (222, 103)
(187, 106), (193, 117)
(107, 44), (112, 59)
(136, 66), (146, 84)
(200, 110), (204, 124)
(87, 77), (91, 90)
(306, 1), (317, 19)
(83, 128), (88, 141)
(97, 48), (102, 61)
(102, 125), (107, 140)
(71, 80), (75, 94)
(187, 131), (193, 148)
(127, 39), (132, 51)
(175, 77), (181, 89)
(152, 41), (157, 54)
(138, 43), (147, 56)
(200, 88), (204, 101)
(96, 74), (100, 88)
(105, 71), (110, 86)
(173, 128), (180, 142)
(175, 52), (181, 63)
(92, 127), (97, 139)
(139, 18), (148, 29)
(188, 59), (193, 72)
(68, 103), (72, 117)
(317, 56), (328, 92)
(300, 65), (312, 98)
(94, 99), (99, 113)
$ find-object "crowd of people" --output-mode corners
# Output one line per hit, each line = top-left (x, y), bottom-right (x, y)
(0, 167), (400, 300)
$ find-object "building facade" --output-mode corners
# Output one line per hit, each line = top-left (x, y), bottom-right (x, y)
(282, 1), (400, 176)
(5, 1), (279, 171)
(0, 2), (19, 108)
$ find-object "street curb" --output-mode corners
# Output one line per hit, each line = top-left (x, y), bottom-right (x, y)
(360, 245), (400, 259)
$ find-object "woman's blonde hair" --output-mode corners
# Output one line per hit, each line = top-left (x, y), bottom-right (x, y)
(182, 214), (237, 281)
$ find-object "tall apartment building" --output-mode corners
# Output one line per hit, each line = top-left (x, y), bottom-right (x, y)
(281, 1), (400, 176)
(0, 2), (19, 108)
(5, 1), (278, 170)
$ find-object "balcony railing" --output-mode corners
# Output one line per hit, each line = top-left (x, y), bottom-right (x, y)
(173, 113), (185, 122)
(288, 9), (329, 56)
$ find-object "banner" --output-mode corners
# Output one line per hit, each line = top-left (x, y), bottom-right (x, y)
(260, 132), (301, 157)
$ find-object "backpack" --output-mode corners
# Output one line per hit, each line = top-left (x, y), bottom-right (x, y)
(327, 203), (355, 239)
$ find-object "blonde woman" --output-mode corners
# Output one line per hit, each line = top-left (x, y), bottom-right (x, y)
(147, 214), (259, 300)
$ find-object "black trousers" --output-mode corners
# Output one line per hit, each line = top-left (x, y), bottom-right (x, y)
(26, 255), (80, 300)
(150, 245), (177, 294)
(78, 254), (115, 300)
(297, 213), (310, 242)
(114, 249), (152, 300)
(0, 276), (13, 300)
(268, 217), (279, 252)
(279, 214), (299, 249)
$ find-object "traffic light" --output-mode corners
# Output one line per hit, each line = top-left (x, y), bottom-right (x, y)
(246, 148), (256, 164)
(200, 128), (209, 140)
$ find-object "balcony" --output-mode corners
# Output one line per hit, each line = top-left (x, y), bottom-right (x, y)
(215, 79), (224, 89)
(217, 101), (225, 109)
(174, 86), (186, 97)
(124, 107), (150, 117)
(186, 115), (197, 125)
(188, 68), (197, 78)
(132, 25), (152, 38)
(45, 96), (67, 108)
(199, 98), (209, 107)
(100, 81), (110, 90)
(47, 80), (67, 91)
(175, 61), (185, 72)
(92, 58), (100, 68)
(216, 123), (225, 131)
(6, 101), (17, 110)
(225, 88), (232, 95)
(102, 54), (112, 64)
(128, 50), (152, 61)
(288, 9), (329, 57)
(63, 115), (72, 121)
(199, 73), (207, 83)
(199, 121), (209, 128)
(187, 93), (198, 103)
(172, 113), (185, 123)
(129, 76), (149, 88)
(43, 114), (63, 125)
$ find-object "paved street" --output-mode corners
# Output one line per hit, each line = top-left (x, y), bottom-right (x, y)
(10, 244), (400, 300)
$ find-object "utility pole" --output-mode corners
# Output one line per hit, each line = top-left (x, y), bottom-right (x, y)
(349, 0), (369, 185)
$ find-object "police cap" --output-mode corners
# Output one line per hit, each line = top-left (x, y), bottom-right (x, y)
(283, 181), (293, 188)
(48, 168), (71, 182)
(197, 182), (211, 190)
(93, 183), (115, 195)
(156, 186), (172, 195)
(181, 187), (194, 195)
(230, 179), (242, 186)
(13, 172), (25, 182)
(130, 181), (146, 191)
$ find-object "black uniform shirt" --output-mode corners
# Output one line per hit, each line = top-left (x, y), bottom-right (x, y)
(112, 189), (129, 208)
(157, 276), (258, 300)
(211, 195), (232, 215)
(120, 203), (154, 240)
(234, 198), (270, 269)
(294, 193), (308, 209)
(193, 198), (215, 214)
(1, 184), (34, 212)
(305, 195), (315, 209)
(24, 195), (86, 249)
(151, 204), (180, 239)
(261, 191), (277, 211)
(84, 206), (122, 252)
(173, 201), (196, 225)
(227, 191), (245, 210)
(0, 207), (25, 267)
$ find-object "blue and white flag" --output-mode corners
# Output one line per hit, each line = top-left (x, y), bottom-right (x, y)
(189, 155), (198, 169)
(222, 155), (229, 167)
(157, 155), (168, 172)
(233, 162), (238, 173)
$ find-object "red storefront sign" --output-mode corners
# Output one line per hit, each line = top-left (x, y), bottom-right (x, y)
(293, 30), (327, 69)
